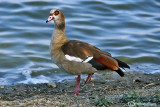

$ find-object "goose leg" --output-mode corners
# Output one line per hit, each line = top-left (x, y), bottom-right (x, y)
(85, 73), (93, 84)
(74, 75), (81, 95)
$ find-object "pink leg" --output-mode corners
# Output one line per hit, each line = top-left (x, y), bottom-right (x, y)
(74, 75), (81, 95)
(85, 73), (93, 84)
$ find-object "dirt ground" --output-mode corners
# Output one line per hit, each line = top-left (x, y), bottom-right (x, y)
(0, 71), (159, 107)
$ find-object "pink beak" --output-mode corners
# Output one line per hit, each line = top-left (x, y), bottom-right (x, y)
(46, 16), (54, 23)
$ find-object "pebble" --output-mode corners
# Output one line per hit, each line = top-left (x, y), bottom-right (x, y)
(133, 79), (141, 83)
(47, 82), (56, 88)
(0, 86), (4, 89)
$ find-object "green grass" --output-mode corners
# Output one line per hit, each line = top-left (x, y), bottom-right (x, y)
(120, 90), (160, 105)
(59, 104), (67, 107)
(94, 95), (112, 107)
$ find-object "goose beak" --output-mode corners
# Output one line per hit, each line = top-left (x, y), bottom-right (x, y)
(46, 20), (49, 23)
(46, 16), (54, 23)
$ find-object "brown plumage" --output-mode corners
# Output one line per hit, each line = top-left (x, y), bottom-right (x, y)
(46, 9), (130, 95)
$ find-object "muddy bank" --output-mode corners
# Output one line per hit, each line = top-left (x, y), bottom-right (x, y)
(0, 72), (159, 107)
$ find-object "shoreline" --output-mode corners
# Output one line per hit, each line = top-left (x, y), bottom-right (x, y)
(0, 71), (159, 107)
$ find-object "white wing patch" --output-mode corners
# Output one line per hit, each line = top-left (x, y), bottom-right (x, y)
(65, 55), (93, 63)
(84, 56), (93, 63)
(65, 55), (83, 62)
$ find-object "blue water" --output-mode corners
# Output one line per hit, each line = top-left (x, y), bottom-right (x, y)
(0, 0), (160, 85)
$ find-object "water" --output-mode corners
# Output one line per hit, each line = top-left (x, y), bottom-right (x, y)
(0, 0), (160, 85)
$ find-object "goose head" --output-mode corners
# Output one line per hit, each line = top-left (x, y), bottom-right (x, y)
(46, 9), (65, 24)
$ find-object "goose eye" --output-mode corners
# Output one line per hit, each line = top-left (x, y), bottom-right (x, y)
(55, 11), (59, 15)
(49, 16), (52, 19)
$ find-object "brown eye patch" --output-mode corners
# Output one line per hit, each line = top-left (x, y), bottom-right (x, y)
(54, 10), (59, 15)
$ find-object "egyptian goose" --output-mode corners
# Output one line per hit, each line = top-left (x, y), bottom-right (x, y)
(46, 9), (130, 95)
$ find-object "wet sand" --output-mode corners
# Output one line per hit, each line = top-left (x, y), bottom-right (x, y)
(0, 71), (159, 107)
